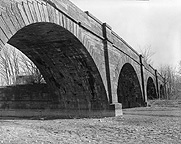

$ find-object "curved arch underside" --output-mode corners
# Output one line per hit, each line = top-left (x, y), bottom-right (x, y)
(147, 77), (157, 100)
(117, 63), (144, 109)
(8, 22), (109, 111)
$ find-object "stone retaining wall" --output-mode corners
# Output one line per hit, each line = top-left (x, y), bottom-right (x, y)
(0, 84), (114, 118)
(0, 84), (52, 109)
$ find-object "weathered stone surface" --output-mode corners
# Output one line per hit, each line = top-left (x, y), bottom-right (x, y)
(0, 16), (13, 39)
(0, 0), (165, 117)
(0, 27), (8, 43)
(110, 103), (123, 116)
(0, 84), (51, 109)
(17, 2), (30, 25)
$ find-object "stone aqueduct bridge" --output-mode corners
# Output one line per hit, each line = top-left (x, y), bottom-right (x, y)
(0, 0), (165, 117)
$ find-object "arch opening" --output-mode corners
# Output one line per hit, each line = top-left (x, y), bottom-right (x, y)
(146, 77), (157, 100)
(160, 84), (164, 99)
(117, 63), (144, 109)
(6, 22), (109, 113)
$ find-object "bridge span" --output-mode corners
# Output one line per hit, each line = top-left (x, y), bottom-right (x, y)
(0, 0), (165, 117)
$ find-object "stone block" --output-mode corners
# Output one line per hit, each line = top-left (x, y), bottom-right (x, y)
(28, 1), (38, 22)
(0, 16), (13, 39)
(109, 103), (123, 116)
(22, 2), (34, 23)
(17, 3), (29, 26)
(33, 1), (41, 22)
(0, 28), (8, 44)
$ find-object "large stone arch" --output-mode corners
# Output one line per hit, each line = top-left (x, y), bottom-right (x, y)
(0, 0), (109, 116)
(146, 77), (157, 100)
(117, 63), (144, 109)
(8, 22), (108, 111)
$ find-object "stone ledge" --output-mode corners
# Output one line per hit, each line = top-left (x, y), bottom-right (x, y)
(0, 109), (116, 118)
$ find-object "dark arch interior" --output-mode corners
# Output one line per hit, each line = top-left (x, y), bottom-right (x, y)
(117, 63), (144, 109)
(146, 77), (157, 100)
(160, 84), (164, 99)
(8, 22), (108, 111)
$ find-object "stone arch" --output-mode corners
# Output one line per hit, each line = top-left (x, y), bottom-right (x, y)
(146, 77), (157, 100)
(5, 22), (109, 114)
(160, 84), (164, 99)
(0, 0), (110, 116)
(117, 63), (144, 109)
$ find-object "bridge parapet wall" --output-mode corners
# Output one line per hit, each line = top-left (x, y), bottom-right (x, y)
(0, 0), (104, 40)
(101, 22), (141, 64)
(43, 0), (104, 39)
(111, 31), (140, 64)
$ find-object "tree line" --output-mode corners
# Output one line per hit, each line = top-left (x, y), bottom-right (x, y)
(159, 62), (181, 99)
(139, 46), (181, 100)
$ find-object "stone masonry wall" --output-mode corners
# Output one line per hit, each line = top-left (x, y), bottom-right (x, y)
(0, 84), (114, 118)
(0, 84), (53, 110)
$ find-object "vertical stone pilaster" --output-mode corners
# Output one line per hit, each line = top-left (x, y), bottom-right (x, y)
(155, 70), (159, 99)
(102, 23), (113, 104)
(102, 23), (122, 116)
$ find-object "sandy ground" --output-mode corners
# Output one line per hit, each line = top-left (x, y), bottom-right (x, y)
(0, 106), (181, 144)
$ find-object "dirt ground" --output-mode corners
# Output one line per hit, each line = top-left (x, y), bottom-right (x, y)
(0, 106), (181, 144)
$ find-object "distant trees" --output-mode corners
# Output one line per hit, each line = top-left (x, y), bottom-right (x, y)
(178, 61), (181, 76)
(139, 45), (181, 100)
(0, 44), (45, 86)
(159, 65), (176, 99)
(159, 62), (181, 100)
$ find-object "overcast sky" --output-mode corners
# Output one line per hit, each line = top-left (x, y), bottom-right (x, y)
(71, 0), (181, 69)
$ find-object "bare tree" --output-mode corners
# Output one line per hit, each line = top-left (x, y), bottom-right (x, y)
(19, 54), (45, 84)
(0, 44), (45, 86)
(159, 64), (181, 99)
(0, 45), (19, 85)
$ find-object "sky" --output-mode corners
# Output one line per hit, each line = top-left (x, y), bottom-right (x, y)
(70, 0), (181, 69)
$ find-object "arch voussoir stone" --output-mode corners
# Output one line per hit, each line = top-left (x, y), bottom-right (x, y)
(27, 0), (39, 22)
(17, 2), (30, 25)
(0, 15), (13, 39)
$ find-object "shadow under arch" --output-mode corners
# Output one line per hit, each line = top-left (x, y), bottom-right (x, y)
(147, 77), (157, 100)
(7, 22), (109, 115)
(160, 84), (164, 99)
(117, 63), (144, 109)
